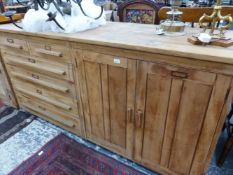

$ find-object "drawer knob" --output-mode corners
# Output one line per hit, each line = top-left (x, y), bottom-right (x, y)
(5, 43), (23, 49)
(7, 38), (14, 43)
(171, 71), (188, 79)
(45, 45), (51, 51)
(32, 74), (39, 79)
(127, 108), (133, 123)
(38, 106), (46, 111)
(35, 48), (63, 57)
(136, 110), (143, 128)
(28, 58), (36, 63)
(36, 89), (42, 94)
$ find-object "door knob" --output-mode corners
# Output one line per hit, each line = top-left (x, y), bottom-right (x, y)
(127, 108), (133, 123)
(136, 110), (143, 128)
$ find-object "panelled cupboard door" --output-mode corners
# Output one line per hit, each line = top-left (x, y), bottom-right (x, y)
(134, 61), (231, 175)
(78, 50), (136, 158)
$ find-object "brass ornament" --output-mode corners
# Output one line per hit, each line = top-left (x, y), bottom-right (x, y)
(199, 0), (233, 38)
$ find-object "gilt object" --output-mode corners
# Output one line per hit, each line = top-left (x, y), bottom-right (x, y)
(199, 0), (233, 38)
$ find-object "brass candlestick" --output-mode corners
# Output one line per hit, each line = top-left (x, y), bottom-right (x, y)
(199, 0), (233, 38)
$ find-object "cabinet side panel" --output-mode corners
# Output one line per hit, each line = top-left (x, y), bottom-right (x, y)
(0, 55), (17, 107)
(169, 81), (212, 175)
(190, 75), (232, 175)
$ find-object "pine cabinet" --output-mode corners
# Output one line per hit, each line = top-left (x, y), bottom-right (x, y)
(77, 50), (136, 157)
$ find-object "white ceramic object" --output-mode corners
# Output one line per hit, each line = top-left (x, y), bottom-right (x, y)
(22, 0), (106, 33)
(198, 33), (212, 43)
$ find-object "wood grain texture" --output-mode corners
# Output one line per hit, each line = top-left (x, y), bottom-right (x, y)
(108, 65), (127, 148)
(168, 81), (213, 174)
(18, 94), (82, 135)
(1, 23), (233, 65)
(0, 54), (18, 107)
(204, 80), (233, 173)
(142, 73), (171, 164)
(190, 75), (232, 175)
(0, 34), (83, 139)
(101, 64), (111, 141)
(134, 61), (148, 162)
(84, 61), (105, 138)
(160, 79), (183, 167)
(6, 65), (75, 97)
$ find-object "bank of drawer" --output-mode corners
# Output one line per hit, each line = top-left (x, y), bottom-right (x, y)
(13, 79), (78, 118)
(0, 34), (29, 53)
(29, 38), (72, 63)
(3, 54), (74, 82)
(17, 94), (81, 131)
(7, 65), (76, 98)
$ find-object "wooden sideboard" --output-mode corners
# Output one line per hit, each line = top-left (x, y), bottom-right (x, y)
(0, 22), (233, 175)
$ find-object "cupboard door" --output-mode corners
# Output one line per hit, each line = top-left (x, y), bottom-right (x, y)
(134, 61), (229, 175)
(78, 50), (136, 157)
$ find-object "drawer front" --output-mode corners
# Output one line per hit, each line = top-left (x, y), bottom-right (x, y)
(6, 65), (76, 98)
(13, 79), (79, 118)
(18, 94), (81, 133)
(0, 34), (29, 53)
(3, 53), (74, 82)
(29, 38), (72, 63)
(147, 62), (216, 85)
(83, 50), (128, 68)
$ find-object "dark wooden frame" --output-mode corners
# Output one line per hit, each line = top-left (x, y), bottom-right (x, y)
(158, 6), (233, 23)
(117, 0), (164, 24)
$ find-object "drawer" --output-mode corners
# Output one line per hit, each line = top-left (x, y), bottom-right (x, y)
(18, 94), (81, 133)
(6, 65), (76, 98)
(3, 53), (74, 82)
(147, 62), (217, 85)
(82, 50), (128, 68)
(0, 33), (29, 53)
(13, 79), (79, 118)
(28, 38), (73, 63)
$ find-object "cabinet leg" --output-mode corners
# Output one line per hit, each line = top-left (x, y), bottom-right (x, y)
(217, 136), (233, 167)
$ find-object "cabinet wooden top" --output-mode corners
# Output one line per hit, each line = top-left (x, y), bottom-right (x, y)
(0, 22), (233, 64)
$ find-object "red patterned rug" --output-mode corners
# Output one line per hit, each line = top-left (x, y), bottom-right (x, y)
(9, 134), (145, 175)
